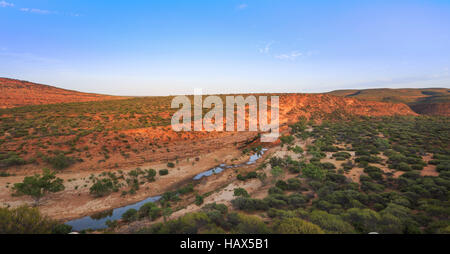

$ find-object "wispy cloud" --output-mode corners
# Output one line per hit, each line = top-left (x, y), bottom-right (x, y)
(258, 41), (274, 54)
(0, 1), (14, 8)
(20, 8), (53, 15)
(237, 3), (248, 10)
(258, 40), (318, 61)
(1, 1), (79, 16)
(273, 50), (318, 61)
(275, 51), (303, 60)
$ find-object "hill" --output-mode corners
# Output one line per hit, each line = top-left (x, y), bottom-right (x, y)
(0, 78), (126, 108)
(0, 92), (416, 173)
(328, 88), (450, 116)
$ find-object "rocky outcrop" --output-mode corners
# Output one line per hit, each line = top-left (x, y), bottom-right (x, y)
(278, 93), (417, 124)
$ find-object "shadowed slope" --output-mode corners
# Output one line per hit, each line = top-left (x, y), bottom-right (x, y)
(328, 88), (450, 116)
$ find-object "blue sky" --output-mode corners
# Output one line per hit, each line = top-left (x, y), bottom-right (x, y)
(1, 0), (449, 96)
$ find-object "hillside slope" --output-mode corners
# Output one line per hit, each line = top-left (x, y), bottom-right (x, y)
(0, 78), (126, 108)
(0, 91), (417, 173)
(328, 88), (450, 116)
(279, 93), (416, 123)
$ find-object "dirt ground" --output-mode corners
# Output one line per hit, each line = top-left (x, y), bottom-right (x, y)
(0, 139), (258, 221)
(421, 154), (439, 177)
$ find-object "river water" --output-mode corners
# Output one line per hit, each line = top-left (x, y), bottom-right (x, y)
(65, 148), (267, 231)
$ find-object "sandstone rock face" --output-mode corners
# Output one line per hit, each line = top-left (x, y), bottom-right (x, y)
(277, 93), (417, 125)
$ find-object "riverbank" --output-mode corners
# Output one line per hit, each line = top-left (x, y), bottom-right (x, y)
(0, 143), (255, 221)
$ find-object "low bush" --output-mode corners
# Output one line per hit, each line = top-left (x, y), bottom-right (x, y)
(159, 169), (169, 176)
(122, 208), (138, 222)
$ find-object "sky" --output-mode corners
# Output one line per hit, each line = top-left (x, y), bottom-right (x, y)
(1, 0), (450, 96)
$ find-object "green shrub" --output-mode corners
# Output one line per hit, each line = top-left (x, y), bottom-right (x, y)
(0, 152), (27, 167)
(302, 164), (326, 180)
(237, 171), (257, 181)
(89, 178), (116, 197)
(286, 178), (302, 190)
(122, 209), (138, 222)
(280, 135), (294, 145)
(149, 206), (162, 220)
(287, 194), (307, 208)
(271, 166), (284, 180)
(144, 169), (157, 182)
(321, 162), (336, 170)
(105, 220), (119, 229)
(51, 224), (73, 234)
(290, 146), (304, 154)
(45, 153), (75, 170)
(397, 162), (412, 171)
(138, 202), (158, 218)
(159, 169), (169, 176)
(234, 188), (250, 197)
(195, 195), (204, 206)
(231, 197), (269, 211)
(177, 184), (194, 195)
(233, 213), (270, 234)
(436, 162), (450, 172)
(0, 206), (62, 234)
(342, 208), (381, 233)
(333, 152), (351, 159)
(309, 210), (355, 233)
(272, 217), (324, 234)
(268, 186), (284, 195)
(275, 180), (288, 191)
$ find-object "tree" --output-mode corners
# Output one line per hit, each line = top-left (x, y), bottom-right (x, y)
(138, 202), (158, 218)
(12, 169), (65, 206)
(105, 220), (119, 229)
(149, 206), (162, 221)
(144, 169), (157, 182)
(163, 206), (173, 222)
(122, 209), (138, 222)
(195, 194), (204, 206)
